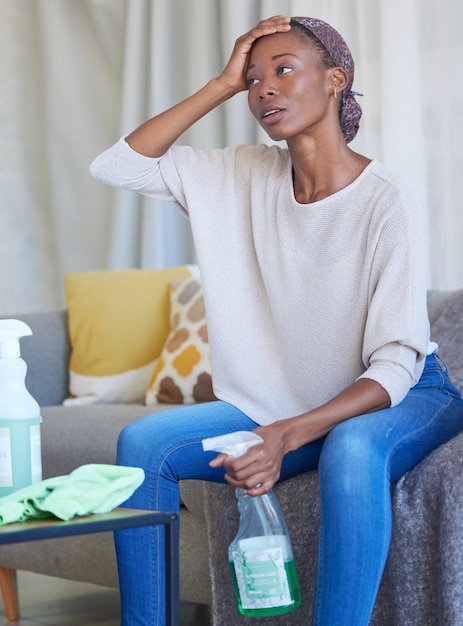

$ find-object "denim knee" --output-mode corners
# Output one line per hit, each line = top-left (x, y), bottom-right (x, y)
(319, 417), (383, 492)
(321, 417), (374, 463)
(116, 418), (152, 466)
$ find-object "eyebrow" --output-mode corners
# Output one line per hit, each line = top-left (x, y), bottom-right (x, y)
(247, 53), (298, 71)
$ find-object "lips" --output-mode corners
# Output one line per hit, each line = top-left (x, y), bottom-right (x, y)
(260, 106), (285, 125)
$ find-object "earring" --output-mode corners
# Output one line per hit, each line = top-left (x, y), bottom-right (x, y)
(334, 87), (337, 99)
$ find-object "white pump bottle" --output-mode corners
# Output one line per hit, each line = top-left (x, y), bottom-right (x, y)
(0, 319), (42, 496)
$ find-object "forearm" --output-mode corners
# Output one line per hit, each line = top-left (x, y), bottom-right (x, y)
(276, 379), (391, 454)
(213, 379), (391, 496)
(125, 78), (236, 157)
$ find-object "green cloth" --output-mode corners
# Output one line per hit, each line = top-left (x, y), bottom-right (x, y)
(0, 464), (145, 525)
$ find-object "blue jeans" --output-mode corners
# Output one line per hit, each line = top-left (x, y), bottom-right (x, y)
(115, 353), (463, 625)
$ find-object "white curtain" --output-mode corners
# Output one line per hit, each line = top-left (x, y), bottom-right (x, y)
(1, 0), (462, 315)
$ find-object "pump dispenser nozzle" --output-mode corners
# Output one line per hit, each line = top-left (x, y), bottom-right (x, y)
(0, 319), (33, 357)
(202, 431), (263, 459)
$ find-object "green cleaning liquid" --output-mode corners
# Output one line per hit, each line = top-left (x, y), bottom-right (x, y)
(229, 553), (301, 617)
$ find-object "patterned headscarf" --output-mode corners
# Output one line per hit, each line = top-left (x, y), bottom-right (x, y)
(291, 17), (362, 143)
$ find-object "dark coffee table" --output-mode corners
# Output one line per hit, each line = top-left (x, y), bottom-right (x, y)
(0, 507), (179, 625)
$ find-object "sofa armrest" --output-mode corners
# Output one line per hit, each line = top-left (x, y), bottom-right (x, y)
(0, 310), (70, 407)
(427, 289), (454, 325)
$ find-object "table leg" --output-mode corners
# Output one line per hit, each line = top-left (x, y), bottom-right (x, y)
(0, 567), (19, 621)
(164, 513), (180, 626)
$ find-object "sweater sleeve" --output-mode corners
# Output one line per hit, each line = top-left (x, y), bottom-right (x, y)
(89, 137), (242, 216)
(356, 183), (430, 406)
(89, 137), (180, 204)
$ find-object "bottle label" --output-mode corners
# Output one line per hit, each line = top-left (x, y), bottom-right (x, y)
(30, 424), (42, 484)
(232, 546), (292, 609)
(0, 428), (13, 487)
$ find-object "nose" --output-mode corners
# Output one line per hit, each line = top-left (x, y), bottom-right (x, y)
(258, 78), (278, 100)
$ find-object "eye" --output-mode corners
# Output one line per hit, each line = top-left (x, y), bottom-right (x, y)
(277, 65), (293, 76)
(247, 76), (260, 87)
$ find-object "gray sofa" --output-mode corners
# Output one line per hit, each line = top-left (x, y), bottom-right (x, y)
(0, 288), (462, 624)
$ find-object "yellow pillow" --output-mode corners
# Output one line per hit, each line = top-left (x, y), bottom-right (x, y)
(64, 266), (196, 405)
(144, 277), (217, 405)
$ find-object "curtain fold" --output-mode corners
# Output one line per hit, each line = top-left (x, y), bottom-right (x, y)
(0, 0), (462, 315)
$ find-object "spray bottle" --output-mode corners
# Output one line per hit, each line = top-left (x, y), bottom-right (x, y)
(0, 320), (42, 496)
(202, 431), (301, 617)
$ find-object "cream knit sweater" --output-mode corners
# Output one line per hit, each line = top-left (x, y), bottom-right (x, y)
(90, 139), (431, 425)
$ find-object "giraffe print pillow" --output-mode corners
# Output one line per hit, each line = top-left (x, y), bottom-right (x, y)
(144, 277), (217, 405)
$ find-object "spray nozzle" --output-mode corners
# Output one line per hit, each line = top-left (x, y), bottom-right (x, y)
(0, 319), (33, 358)
(202, 431), (263, 459)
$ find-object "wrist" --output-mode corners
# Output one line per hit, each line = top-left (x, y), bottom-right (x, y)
(210, 76), (242, 101)
(273, 418), (299, 454)
(277, 411), (328, 453)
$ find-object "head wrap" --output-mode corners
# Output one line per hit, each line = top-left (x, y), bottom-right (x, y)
(291, 17), (362, 143)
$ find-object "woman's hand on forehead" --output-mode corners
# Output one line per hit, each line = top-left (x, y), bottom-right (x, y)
(217, 16), (291, 94)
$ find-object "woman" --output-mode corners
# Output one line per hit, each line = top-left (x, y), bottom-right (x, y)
(90, 16), (463, 626)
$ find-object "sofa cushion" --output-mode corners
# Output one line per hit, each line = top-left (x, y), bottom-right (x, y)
(430, 288), (463, 393)
(145, 277), (216, 405)
(63, 266), (196, 405)
(40, 403), (171, 477)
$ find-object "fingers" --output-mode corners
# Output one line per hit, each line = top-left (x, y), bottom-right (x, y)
(249, 15), (291, 38)
(209, 455), (276, 494)
(225, 472), (276, 496)
(243, 481), (274, 497)
(237, 15), (291, 49)
(208, 452), (227, 468)
(222, 454), (280, 494)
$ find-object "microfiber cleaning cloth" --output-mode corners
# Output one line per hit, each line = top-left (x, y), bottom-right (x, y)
(0, 464), (145, 525)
